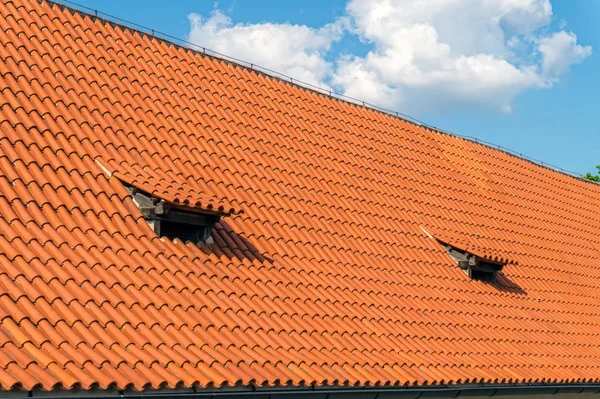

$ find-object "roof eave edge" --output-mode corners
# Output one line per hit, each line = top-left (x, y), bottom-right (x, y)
(12, 383), (600, 399)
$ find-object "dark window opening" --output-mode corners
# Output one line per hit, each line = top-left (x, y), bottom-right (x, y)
(155, 220), (213, 244)
(469, 268), (497, 283)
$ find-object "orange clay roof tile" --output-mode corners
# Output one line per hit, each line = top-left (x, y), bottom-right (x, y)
(0, 0), (599, 393)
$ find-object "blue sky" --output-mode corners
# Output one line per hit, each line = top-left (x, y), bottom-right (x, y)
(62, 0), (598, 176)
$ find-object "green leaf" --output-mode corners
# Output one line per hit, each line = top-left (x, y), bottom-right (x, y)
(583, 166), (600, 182)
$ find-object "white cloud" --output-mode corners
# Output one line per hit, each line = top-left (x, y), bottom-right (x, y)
(186, 0), (591, 114)
(187, 11), (345, 88)
(335, 0), (590, 113)
(537, 31), (592, 78)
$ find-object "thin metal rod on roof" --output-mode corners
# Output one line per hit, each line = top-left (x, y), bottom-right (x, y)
(53, 0), (588, 180)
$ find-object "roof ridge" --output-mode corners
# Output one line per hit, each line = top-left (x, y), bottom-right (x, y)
(46, 0), (596, 185)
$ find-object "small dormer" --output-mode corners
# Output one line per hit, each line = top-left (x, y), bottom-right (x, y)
(123, 183), (221, 245)
(420, 226), (509, 284)
(440, 242), (505, 283)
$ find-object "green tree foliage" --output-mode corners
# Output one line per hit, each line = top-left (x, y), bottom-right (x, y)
(584, 165), (600, 182)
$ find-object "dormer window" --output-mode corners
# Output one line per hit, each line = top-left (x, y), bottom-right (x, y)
(123, 183), (221, 245)
(419, 226), (508, 284)
(440, 243), (505, 283)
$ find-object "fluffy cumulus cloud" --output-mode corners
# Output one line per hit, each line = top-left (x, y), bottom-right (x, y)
(187, 11), (345, 88)
(187, 0), (591, 114)
(537, 31), (593, 78)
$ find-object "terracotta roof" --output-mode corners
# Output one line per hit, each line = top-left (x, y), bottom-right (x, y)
(1, 0), (600, 393)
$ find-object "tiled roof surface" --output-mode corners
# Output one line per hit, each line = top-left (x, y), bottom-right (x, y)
(1, 0), (600, 392)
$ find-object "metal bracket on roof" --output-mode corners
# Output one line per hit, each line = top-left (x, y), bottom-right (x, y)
(442, 244), (505, 284)
(124, 184), (219, 245)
